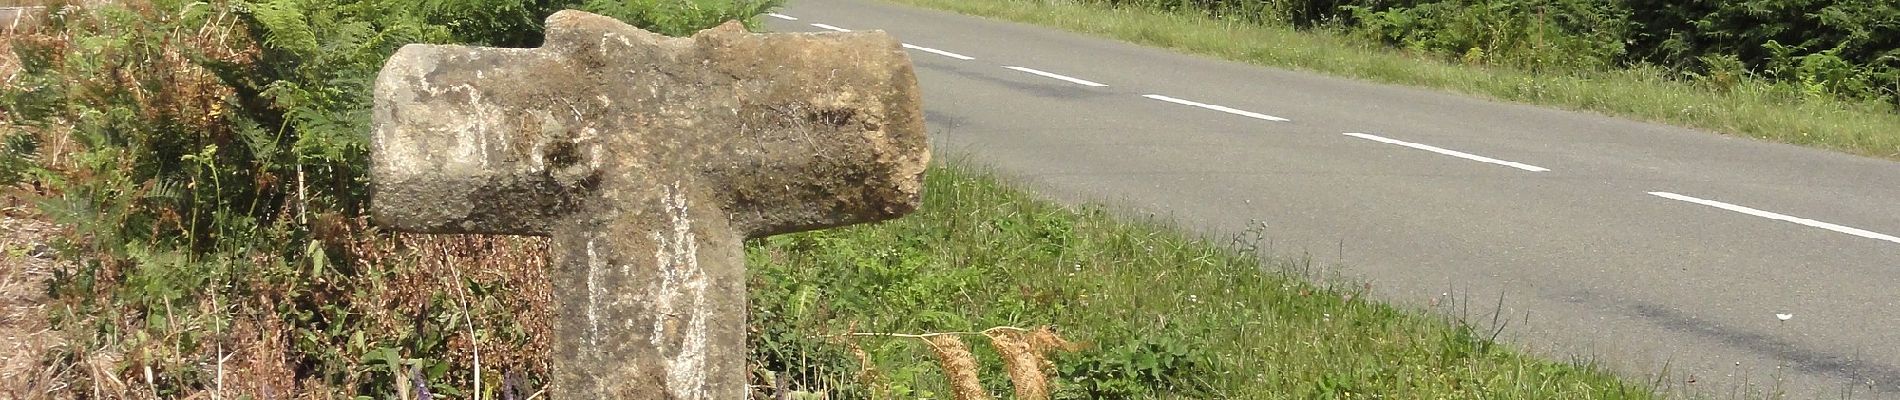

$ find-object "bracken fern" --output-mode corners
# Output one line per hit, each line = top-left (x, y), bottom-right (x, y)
(0, 0), (776, 397)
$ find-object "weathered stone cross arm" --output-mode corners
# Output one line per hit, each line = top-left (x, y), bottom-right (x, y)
(372, 10), (927, 237)
(369, 10), (928, 399)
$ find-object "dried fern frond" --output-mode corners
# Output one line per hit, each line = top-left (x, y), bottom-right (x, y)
(844, 336), (882, 386)
(845, 326), (1077, 400)
(923, 335), (990, 400)
(1029, 326), (1080, 355)
(984, 329), (1048, 400)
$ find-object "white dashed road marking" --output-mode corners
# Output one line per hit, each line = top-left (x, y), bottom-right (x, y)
(1142, 94), (1290, 122)
(1003, 66), (1108, 87)
(902, 44), (975, 60)
(1648, 192), (1900, 245)
(767, 13), (798, 21)
(810, 23), (850, 32)
(1342, 132), (1550, 172)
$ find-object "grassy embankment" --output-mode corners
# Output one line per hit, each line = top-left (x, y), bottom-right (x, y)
(882, 0), (1900, 160)
(749, 163), (1661, 399)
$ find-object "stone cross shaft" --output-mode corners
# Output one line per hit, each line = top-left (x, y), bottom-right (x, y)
(369, 11), (928, 399)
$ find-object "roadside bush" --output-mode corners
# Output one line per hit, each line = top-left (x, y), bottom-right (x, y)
(1625, 0), (1899, 105)
(1071, 0), (1900, 107)
(1341, 0), (1631, 72)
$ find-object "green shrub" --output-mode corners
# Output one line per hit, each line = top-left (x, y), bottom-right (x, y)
(1053, 334), (1213, 399)
(1064, 0), (1900, 106)
(1626, 0), (1899, 105)
(1342, 0), (1631, 72)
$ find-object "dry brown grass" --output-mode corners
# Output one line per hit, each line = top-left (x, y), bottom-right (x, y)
(983, 329), (1047, 400)
(841, 333), (881, 389)
(0, 202), (73, 399)
(253, 220), (558, 398)
(1, 6), (43, 37)
(27, 219), (558, 398)
(388, 229), (557, 389)
(923, 335), (989, 400)
(223, 312), (298, 399)
(2, 31), (18, 83)
(983, 326), (1076, 400)
(840, 326), (1078, 399)
(1026, 326), (1075, 354)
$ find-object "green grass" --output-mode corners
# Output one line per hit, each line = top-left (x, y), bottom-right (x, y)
(745, 163), (1660, 399)
(876, 0), (1900, 160)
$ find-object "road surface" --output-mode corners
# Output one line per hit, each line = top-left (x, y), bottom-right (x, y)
(766, 1), (1900, 397)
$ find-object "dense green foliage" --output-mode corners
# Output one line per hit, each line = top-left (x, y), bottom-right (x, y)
(1, 0), (773, 396)
(1082, 0), (1900, 106)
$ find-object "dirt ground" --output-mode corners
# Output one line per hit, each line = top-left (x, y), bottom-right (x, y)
(0, 196), (69, 398)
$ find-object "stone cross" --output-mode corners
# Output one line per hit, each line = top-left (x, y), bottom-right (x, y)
(369, 10), (928, 399)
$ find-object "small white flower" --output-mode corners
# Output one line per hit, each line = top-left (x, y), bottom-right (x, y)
(1776, 313), (1794, 321)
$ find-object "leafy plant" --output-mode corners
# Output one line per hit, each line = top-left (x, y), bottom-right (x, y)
(1053, 334), (1212, 399)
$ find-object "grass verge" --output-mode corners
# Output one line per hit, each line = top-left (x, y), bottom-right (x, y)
(878, 0), (1900, 160)
(745, 163), (1657, 398)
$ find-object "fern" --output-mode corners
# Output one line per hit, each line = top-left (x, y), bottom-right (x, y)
(0, 132), (39, 187)
(249, 0), (322, 55)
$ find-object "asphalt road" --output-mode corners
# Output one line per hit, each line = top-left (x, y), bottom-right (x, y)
(766, 1), (1900, 397)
